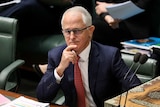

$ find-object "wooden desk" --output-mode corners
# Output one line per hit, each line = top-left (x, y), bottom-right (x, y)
(0, 89), (67, 107)
(104, 76), (160, 107)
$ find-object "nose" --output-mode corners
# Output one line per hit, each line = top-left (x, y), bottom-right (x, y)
(69, 31), (76, 39)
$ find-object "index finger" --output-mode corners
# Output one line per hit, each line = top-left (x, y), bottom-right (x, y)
(65, 45), (77, 52)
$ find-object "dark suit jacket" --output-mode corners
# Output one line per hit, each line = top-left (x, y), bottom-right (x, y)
(36, 41), (141, 107)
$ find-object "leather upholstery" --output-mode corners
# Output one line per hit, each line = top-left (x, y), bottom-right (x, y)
(0, 16), (25, 91)
(0, 16), (17, 71)
(16, 34), (65, 65)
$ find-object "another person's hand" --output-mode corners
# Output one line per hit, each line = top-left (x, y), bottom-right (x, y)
(95, 1), (121, 29)
(104, 15), (121, 29)
(95, 1), (113, 15)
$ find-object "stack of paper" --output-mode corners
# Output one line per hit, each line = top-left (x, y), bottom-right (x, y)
(152, 43), (160, 49)
(0, 94), (11, 106)
(106, 1), (144, 20)
(121, 37), (160, 56)
(1, 96), (50, 107)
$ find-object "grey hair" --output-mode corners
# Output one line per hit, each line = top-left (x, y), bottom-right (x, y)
(61, 6), (92, 27)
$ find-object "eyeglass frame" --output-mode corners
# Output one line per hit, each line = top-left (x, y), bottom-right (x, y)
(62, 25), (91, 37)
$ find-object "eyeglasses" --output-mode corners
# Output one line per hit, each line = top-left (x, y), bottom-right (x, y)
(62, 26), (91, 37)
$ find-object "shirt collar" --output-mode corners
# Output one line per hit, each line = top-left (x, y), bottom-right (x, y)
(79, 42), (91, 62)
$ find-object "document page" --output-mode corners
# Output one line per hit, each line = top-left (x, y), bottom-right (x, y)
(1, 96), (49, 107)
(0, 0), (21, 7)
(106, 1), (144, 20)
(0, 94), (11, 106)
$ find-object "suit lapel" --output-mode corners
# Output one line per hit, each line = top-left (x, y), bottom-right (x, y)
(88, 42), (100, 102)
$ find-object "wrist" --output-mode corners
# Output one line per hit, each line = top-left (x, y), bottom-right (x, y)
(100, 12), (109, 19)
(56, 66), (64, 77)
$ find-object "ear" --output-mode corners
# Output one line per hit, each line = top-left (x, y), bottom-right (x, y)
(88, 25), (95, 38)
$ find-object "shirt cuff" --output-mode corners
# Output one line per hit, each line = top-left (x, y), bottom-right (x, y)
(54, 68), (63, 84)
(100, 12), (109, 19)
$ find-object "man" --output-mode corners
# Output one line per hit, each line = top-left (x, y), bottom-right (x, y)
(36, 6), (141, 107)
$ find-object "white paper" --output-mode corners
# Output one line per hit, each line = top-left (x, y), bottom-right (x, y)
(106, 1), (144, 20)
(0, 0), (21, 7)
(1, 96), (50, 107)
(0, 94), (11, 106)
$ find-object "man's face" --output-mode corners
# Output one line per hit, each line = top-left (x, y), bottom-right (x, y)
(62, 11), (95, 54)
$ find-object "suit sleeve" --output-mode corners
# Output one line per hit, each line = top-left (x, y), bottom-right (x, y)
(36, 50), (61, 103)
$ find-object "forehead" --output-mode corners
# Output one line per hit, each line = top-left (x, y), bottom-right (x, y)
(62, 11), (85, 27)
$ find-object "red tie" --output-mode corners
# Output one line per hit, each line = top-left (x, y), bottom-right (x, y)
(74, 57), (86, 107)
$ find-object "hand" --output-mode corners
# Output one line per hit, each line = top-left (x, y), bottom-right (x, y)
(104, 15), (121, 29)
(95, 1), (113, 15)
(56, 45), (78, 76)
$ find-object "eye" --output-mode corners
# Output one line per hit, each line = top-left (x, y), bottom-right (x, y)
(73, 30), (79, 34)
(64, 30), (71, 35)
(66, 30), (71, 34)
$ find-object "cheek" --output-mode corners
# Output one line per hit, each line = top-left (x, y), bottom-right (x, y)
(79, 36), (90, 47)
(81, 35), (89, 42)
(64, 37), (70, 45)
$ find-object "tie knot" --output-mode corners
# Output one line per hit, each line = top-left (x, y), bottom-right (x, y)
(76, 56), (80, 63)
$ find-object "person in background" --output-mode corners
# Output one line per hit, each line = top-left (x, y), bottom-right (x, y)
(93, 0), (153, 49)
(0, 0), (92, 38)
(0, 0), (71, 38)
(32, 64), (48, 77)
(36, 6), (141, 107)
